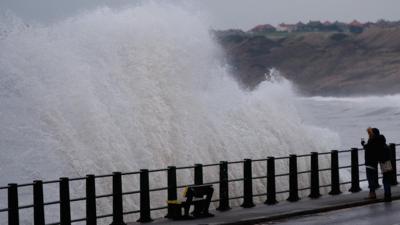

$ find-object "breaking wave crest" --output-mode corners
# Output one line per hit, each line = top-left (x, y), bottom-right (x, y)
(0, 3), (340, 223)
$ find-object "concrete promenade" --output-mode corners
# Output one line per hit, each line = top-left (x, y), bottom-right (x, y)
(268, 199), (400, 225)
(128, 186), (400, 225)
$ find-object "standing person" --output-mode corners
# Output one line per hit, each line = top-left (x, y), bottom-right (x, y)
(372, 128), (392, 202)
(361, 127), (379, 199)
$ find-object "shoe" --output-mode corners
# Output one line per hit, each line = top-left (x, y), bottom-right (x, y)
(384, 195), (392, 202)
(367, 192), (377, 200)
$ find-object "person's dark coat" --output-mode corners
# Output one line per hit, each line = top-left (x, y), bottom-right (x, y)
(363, 135), (380, 167)
(364, 128), (390, 166)
(372, 129), (390, 163)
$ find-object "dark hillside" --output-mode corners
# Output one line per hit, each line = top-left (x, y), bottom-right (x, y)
(215, 28), (400, 96)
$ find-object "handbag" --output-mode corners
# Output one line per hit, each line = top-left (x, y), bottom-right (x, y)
(380, 160), (393, 173)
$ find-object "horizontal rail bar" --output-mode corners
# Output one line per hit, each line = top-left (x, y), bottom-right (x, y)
(95, 193), (113, 199)
(297, 170), (311, 175)
(43, 200), (61, 206)
(42, 180), (60, 185)
(121, 171), (140, 176)
(176, 180), (220, 189)
(175, 165), (195, 170)
(16, 183), (34, 188)
(149, 187), (168, 192)
(228, 195), (244, 200)
(297, 154), (311, 158)
(176, 184), (195, 189)
(253, 192), (267, 197)
(252, 158), (267, 162)
(319, 152), (331, 155)
(71, 217), (86, 223)
(339, 165), (352, 169)
(319, 168), (331, 172)
(203, 180), (221, 185)
(203, 163), (220, 167)
(338, 149), (352, 153)
(253, 175), (267, 180)
(228, 178), (244, 183)
(70, 196), (86, 203)
(210, 198), (219, 203)
(276, 156), (290, 160)
(68, 177), (86, 182)
(96, 213), (113, 219)
(18, 204), (34, 210)
(340, 181), (352, 185)
(148, 168), (168, 173)
(276, 173), (290, 177)
(276, 189), (290, 194)
(123, 190), (141, 196)
(228, 160), (245, 164)
(298, 186), (311, 191)
(123, 209), (140, 215)
(94, 174), (113, 178)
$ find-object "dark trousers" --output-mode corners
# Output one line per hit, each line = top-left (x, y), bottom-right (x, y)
(382, 172), (392, 197)
(366, 166), (379, 192)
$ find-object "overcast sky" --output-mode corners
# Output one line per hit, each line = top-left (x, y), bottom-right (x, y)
(1, 0), (399, 30)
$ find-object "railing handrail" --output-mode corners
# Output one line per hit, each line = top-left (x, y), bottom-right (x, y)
(0, 143), (398, 224)
(0, 146), (368, 190)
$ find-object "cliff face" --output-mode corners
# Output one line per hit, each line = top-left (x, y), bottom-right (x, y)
(215, 28), (400, 96)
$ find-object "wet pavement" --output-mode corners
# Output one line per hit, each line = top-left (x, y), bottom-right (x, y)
(127, 186), (400, 225)
(264, 200), (400, 225)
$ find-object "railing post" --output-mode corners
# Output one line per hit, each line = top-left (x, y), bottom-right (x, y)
(241, 159), (255, 208)
(329, 150), (341, 195)
(194, 164), (203, 185)
(137, 169), (152, 223)
(165, 166), (177, 218)
(309, 152), (321, 198)
(265, 157), (277, 205)
(111, 172), (126, 225)
(217, 161), (230, 211)
(33, 180), (45, 225)
(287, 154), (300, 202)
(8, 183), (19, 225)
(349, 148), (361, 192)
(86, 175), (97, 225)
(389, 143), (398, 185)
(59, 177), (71, 225)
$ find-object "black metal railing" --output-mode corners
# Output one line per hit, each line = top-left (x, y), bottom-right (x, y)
(1, 143), (399, 225)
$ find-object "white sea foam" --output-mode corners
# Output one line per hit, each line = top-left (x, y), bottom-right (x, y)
(0, 3), (341, 223)
(298, 94), (400, 148)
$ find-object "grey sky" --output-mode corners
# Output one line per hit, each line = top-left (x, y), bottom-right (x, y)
(1, 0), (399, 30)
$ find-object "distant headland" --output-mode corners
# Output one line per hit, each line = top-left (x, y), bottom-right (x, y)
(214, 19), (400, 96)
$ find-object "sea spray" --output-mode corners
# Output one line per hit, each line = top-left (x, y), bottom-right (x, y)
(0, 3), (340, 223)
(298, 94), (400, 148)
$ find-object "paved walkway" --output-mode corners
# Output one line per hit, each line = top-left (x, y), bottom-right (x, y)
(128, 186), (400, 225)
(267, 200), (400, 225)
